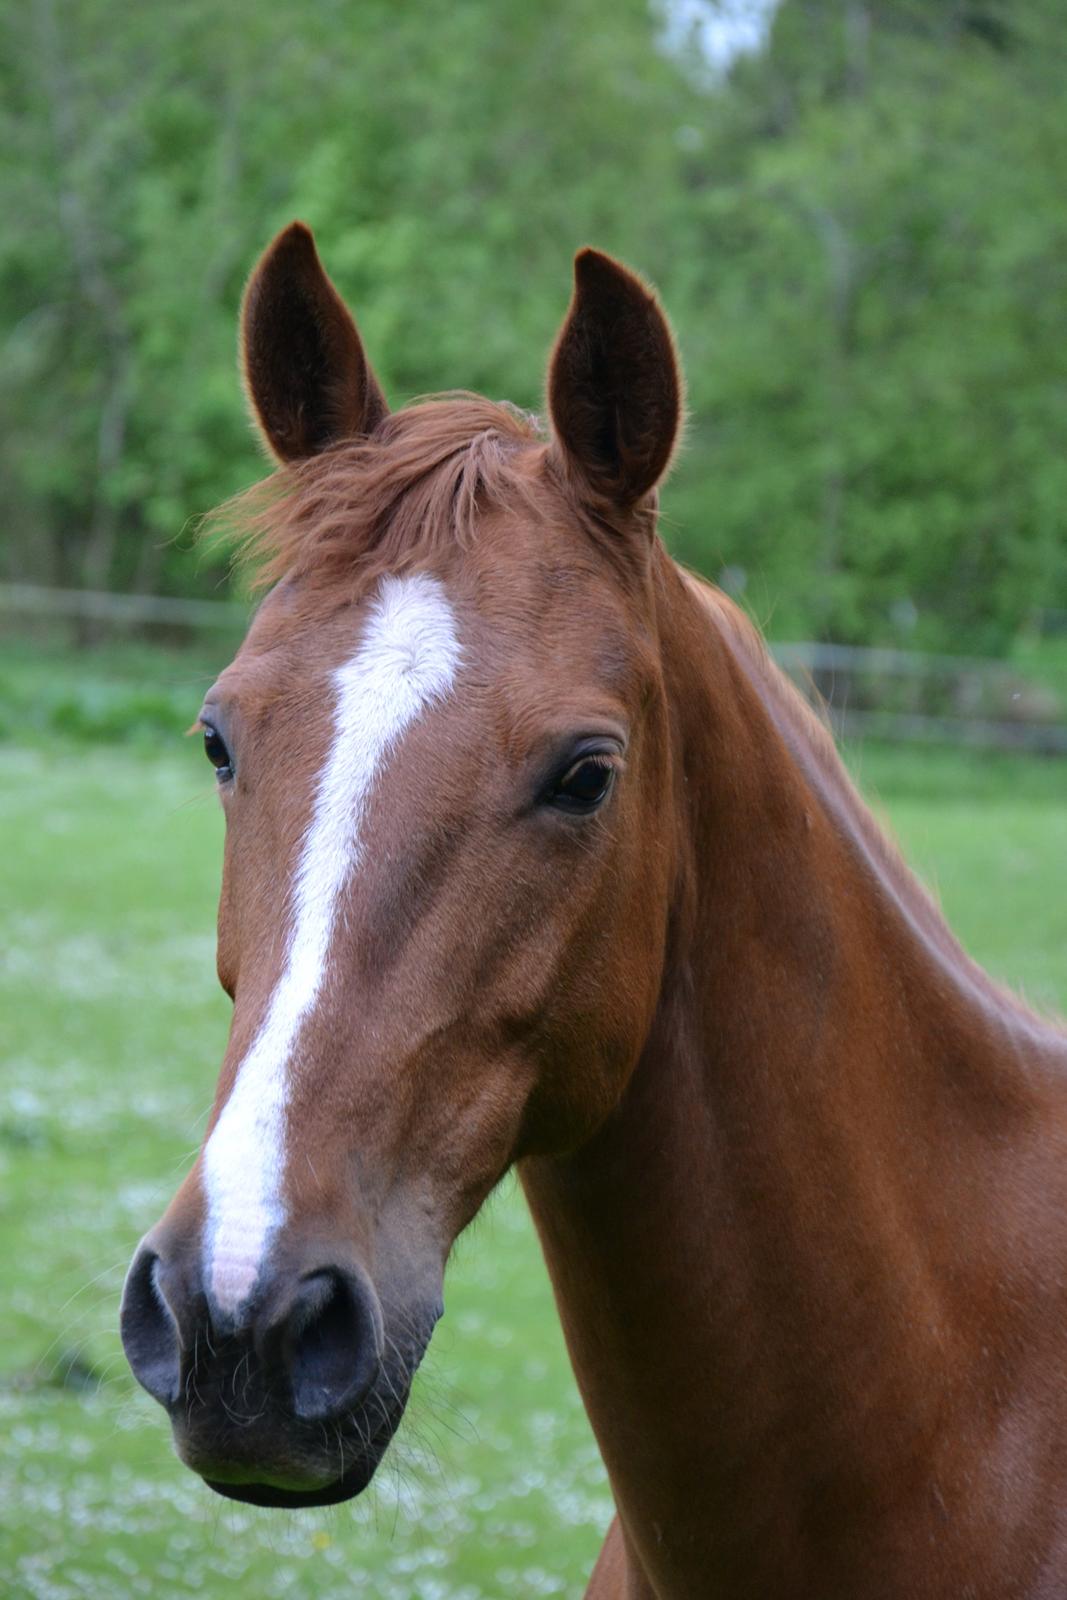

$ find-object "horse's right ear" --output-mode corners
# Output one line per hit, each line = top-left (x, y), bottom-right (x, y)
(240, 222), (389, 463)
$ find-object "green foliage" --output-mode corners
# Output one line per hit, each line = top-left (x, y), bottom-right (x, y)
(666, 0), (1067, 649)
(2, 0), (1065, 650)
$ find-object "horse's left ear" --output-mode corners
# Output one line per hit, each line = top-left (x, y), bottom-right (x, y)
(241, 221), (389, 462)
(547, 248), (682, 509)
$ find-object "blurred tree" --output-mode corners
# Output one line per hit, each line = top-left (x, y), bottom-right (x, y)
(666, 0), (1067, 647)
(1, 0), (695, 596)
(1, 0), (1064, 651)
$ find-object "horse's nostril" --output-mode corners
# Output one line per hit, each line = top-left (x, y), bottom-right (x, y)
(120, 1244), (383, 1429)
(120, 1246), (182, 1408)
(286, 1268), (380, 1422)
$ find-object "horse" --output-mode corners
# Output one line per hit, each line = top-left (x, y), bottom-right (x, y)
(121, 221), (1067, 1598)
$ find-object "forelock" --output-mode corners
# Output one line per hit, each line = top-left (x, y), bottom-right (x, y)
(210, 395), (547, 595)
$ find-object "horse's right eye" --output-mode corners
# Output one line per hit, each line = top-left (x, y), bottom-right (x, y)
(202, 723), (233, 781)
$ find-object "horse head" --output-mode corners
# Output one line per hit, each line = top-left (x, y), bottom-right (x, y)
(120, 222), (683, 1507)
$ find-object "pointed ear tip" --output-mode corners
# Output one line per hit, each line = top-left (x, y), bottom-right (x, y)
(241, 222), (321, 359)
(243, 223), (323, 319)
(572, 246), (664, 308)
(573, 246), (623, 281)
(269, 219), (317, 259)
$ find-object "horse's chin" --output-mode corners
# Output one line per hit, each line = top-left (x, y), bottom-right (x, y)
(204, 1455), (378, 1508)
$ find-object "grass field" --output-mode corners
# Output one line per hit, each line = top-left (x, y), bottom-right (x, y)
(2, 639), (1066, 1599)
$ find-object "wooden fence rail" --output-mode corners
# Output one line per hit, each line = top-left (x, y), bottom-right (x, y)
(2, 583), (1064, 754)
(0, 581), (247, 632)
(774, 640), (1067, 755)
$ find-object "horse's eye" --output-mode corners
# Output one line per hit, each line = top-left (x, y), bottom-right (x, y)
(202, 723), (233, 781)
(545, 755), (616, 814)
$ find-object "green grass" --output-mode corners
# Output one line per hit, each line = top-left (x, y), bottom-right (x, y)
(2, 652), (1066, 1598)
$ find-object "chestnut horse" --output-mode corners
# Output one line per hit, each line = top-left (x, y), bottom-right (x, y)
(122, 223), (1067, 1598)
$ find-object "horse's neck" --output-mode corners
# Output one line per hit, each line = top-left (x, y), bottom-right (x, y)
(520, 562), (1067, 1595)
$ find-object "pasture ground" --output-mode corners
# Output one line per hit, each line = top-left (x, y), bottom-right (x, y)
(2, 639), (1065, 1598)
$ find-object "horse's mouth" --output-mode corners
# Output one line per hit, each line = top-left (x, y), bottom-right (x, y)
(190, 1409), (399, 1509)
(170, 1304), (437, 1510)
(204, 1455), (376, 1508)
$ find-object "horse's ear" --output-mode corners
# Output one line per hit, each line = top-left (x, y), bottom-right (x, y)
(240, 222), (389, 462)
(547, 248), (682, 508)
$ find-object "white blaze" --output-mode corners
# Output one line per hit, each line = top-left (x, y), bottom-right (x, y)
(202, 573), (462, 1317)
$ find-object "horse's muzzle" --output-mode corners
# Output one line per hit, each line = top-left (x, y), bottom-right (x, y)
(119, 1232), (414, 1505)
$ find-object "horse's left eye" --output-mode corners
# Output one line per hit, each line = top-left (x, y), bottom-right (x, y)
(202, 723), (233, 781)
(545, 755), (616, 814)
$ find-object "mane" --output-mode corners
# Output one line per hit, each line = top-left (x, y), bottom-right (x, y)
(689, 573), (945, 905)
(685, 575), (839, 763)
(685, 573), (1064, 1033)
(212, 395), (546, 593)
